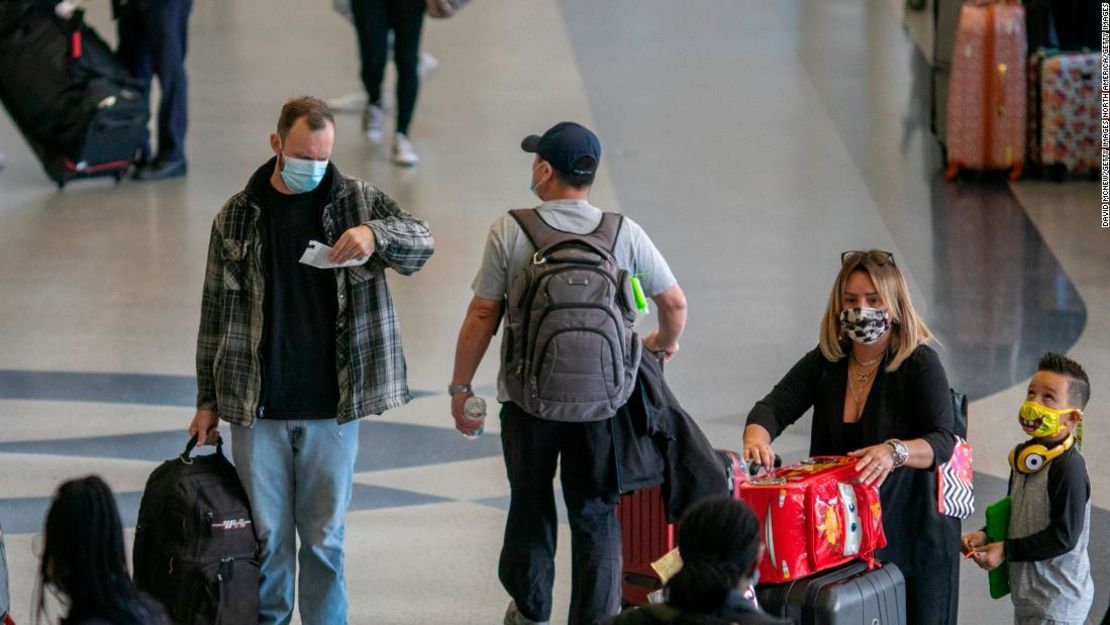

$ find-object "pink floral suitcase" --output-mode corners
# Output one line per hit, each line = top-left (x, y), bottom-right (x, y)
(944, 0), (1026, 180)
(1030, 51), (1100, 177)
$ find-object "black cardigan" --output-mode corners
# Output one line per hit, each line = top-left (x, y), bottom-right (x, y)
(745, 343), (961, 625)
(746, 344), (956, 464)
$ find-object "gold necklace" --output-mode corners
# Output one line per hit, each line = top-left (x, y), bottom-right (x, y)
(847, 362), (877, 405)
(849, 358), (879, 383)
(852, 351), (884, 368)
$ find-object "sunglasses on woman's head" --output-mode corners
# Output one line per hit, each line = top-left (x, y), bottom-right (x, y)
(840, 250), (895, 267)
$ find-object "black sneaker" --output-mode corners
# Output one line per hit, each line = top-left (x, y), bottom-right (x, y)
(134, 159), (187, 181)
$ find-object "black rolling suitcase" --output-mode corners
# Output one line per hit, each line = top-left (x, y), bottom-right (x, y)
(0, 1), (148, 188)
(756, 561), (906, 625)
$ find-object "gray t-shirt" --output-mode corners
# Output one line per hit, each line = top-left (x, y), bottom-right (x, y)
(472, 199), (677, 400)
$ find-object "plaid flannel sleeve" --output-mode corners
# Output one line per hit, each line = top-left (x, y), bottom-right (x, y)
(195, 218), (224, 410)
(362, 189), (435, 276)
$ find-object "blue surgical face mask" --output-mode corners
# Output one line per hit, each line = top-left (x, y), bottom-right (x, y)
(280, 152), (328, 194)
(529, 162), (547, 199)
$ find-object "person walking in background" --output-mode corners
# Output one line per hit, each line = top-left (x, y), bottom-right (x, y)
(348, 0), (426, 166)
(113, 0), (192, 180)
(33, 476), (168, 625)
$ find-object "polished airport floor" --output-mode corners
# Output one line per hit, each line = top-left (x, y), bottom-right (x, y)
(0, 0), (1106, 623)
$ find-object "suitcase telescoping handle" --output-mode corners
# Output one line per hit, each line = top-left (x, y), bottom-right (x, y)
(747, 454), (783, 477)
(181, 433), (225, 464)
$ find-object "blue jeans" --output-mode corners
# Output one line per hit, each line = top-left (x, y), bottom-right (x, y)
(231, 419), (359, 625)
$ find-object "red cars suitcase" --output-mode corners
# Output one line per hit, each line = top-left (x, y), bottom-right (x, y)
(944, 0), (1026, 180)
(1028, 50), (1099, 179)
(618, 449), (745, 606)
(756, 560), (906, 625)
(739, 456), (886, 585)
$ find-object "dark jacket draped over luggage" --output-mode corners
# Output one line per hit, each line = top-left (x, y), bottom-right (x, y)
(612, 356), (729, 521)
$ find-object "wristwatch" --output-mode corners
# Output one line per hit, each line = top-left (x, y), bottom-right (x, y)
(447, 384), (472, 395)
(885, 439), (909, 468)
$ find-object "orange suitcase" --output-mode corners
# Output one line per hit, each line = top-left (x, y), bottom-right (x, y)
(944, 0), (1026, 179)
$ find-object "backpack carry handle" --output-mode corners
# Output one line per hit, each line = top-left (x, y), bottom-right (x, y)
(533, 239), (613, 265)
(182, 433), (224, 464)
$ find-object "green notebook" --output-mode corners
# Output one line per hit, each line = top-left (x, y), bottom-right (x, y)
(985, 496), (1011, 599)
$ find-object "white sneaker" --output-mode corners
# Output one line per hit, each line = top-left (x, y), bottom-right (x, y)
(418, 51), (440, 80)
(503, 601), (549, 625)
(392, 133), (419, 166)
(362, 104), (385, 144)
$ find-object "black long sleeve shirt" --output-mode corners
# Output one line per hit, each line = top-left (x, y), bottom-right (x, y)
(1006, 441), (1090, 562)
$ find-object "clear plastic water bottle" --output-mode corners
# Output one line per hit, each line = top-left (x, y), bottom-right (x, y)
(462, 396), (486, 439)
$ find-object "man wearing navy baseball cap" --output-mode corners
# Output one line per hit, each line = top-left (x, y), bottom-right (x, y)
(520, 121), (601, 181)
(450, 121), (689, 625)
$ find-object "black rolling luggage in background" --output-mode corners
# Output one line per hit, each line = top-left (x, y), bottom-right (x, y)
(0, 1), (148, 188)
(756, 561), (906, 625)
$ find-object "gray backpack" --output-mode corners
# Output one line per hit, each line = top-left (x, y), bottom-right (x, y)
(502, 209), (642, 422)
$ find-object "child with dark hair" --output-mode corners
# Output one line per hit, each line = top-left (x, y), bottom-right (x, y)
(34, 476), (167, 625)
(962, 353), (1094, 625)
(609, 497), (790, 625)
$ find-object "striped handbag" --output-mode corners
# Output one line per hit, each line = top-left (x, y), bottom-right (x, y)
(937, 390), (974, 519)
(938, 435), (975, 518)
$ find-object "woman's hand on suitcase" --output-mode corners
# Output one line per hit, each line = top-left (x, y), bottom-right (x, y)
(189, 409), (220, 446)
(742, 424), (776, 472)
(848, 444), (895, 488)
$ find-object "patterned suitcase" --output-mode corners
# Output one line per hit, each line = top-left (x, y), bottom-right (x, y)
(944, 0), (1026, 180)
(756, 560), (907, 625)
(1028, 50), (1100, 178)
(739, 456), (886, 585)
(617, 449), (745, 606)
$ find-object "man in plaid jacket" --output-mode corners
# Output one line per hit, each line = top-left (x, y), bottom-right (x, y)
(188, 96), (434, 625)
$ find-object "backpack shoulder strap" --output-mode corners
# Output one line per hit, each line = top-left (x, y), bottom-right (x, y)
(508, 208), (559, 250)
(509, 208), (625, 256)
(592, 212), (625, 254)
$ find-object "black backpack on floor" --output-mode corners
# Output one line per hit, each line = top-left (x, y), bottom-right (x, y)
(133, 437), (259, 625)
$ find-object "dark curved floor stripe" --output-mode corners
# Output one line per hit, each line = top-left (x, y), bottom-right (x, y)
(0, 369), (436, 406)
(0, 419), (499, 535)
(0, 483), (452, 536)
(0, 420), (503, 470)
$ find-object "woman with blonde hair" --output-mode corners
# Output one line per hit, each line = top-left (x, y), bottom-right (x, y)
(742, 250), (960, 625)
